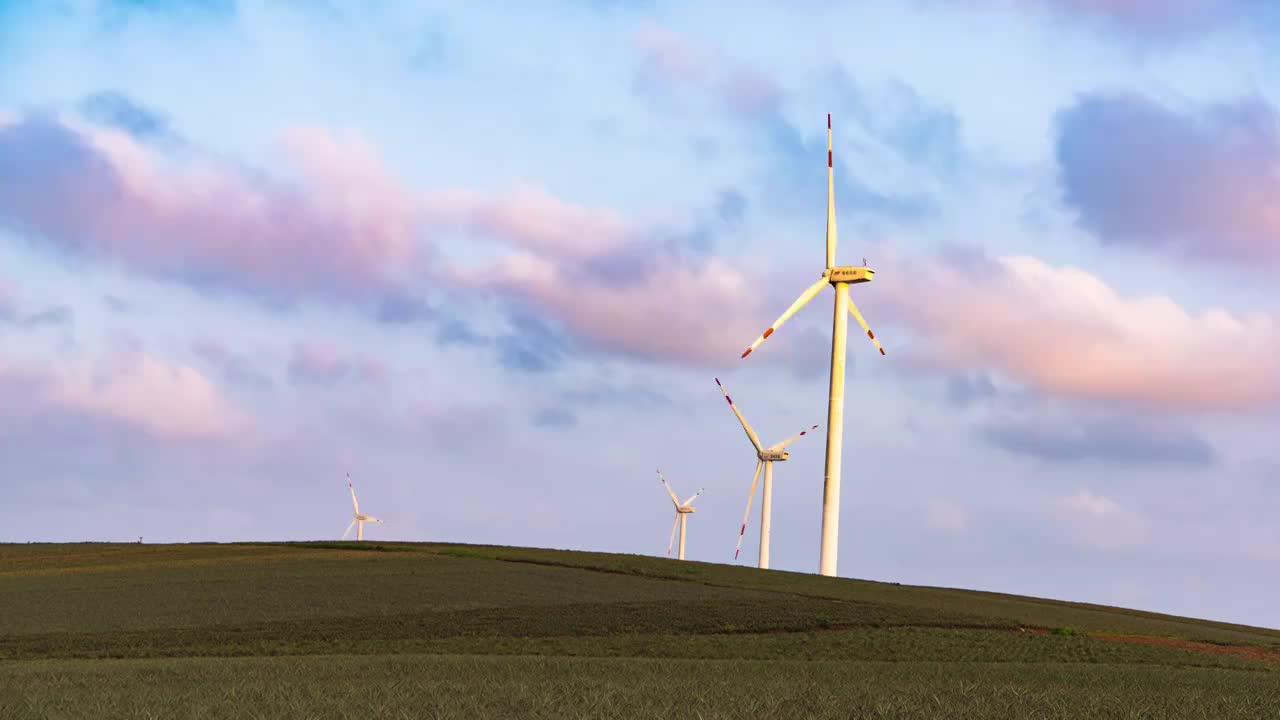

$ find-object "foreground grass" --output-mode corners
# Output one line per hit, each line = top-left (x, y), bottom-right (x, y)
(4, 656), (1279, 720)
(2, 542), (1278, 718)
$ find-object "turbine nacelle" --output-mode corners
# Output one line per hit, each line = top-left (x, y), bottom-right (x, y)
(676, 506), (696, 514)
(757, 449), (789, 462)
(827, 266), (874, 284)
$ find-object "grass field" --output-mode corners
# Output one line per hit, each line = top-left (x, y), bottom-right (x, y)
(2, 542), (1278, 718)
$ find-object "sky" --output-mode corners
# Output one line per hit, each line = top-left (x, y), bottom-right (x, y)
(2, 0), (1279, 629)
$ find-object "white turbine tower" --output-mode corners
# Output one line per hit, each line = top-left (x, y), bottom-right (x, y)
(739, 114), (887, 577)
(342, 473), (382, 541)
(715, 377), (818, 570)
(657, 470), (702, 561)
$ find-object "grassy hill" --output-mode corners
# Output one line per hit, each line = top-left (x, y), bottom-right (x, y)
(2, 542), (1278, 719)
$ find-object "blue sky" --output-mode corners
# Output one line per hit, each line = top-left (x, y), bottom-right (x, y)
(2, 0), (1279, 629)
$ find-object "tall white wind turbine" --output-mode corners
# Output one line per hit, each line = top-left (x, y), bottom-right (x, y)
(715, 377), (818, 570)
(657, 470), (702, 561)
(738, 114), (886, 577)
(342, 473), (383, 541)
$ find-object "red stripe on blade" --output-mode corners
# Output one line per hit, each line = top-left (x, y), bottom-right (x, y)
(741, 348), (752, 358)
(828, 150), (832, 167)
(879, 348), (886, 355)
(762, 328), (774, 339)
(827, 113), (831, 128)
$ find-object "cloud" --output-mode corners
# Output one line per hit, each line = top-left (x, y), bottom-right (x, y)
(451, 250), (758, 366)
(287, 339), (387, 386)
(629, 27), (941, 221)
(1056, 92), (1280, 268)
(424, 184), (631, 261)
(103, 294), (131, 313)
(375, 292), (433, 325)
(0, 350), (247, 442)
(192, 339), (273, 389)
(982, 414), (1217, 465)
(945, 373), (999, 409)
(0, 111), (425, 305)
(1056, 489), (1120, 517)
(433, 182), (767, 366)
(0, 278), (73, 329)
(879, 248), (1280, 413)
(631, 23), (783, 116)
(531, 407), (578, 429)
(496, 310), (568, 374)
(77, 90), (173, 141)
(943, 0), (1261, 39)
(1050, 489), (1148, 551)
(0, 102), (755, 369)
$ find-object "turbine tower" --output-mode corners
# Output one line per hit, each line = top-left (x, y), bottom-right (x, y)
(739, 114), (886, 577)
(657, 470), (702, 561)
(715, 377), (818, 570)
(342, 473), (383, 541)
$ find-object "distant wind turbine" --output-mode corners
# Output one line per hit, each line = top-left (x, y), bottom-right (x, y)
(657, 470), (702, 560)
(342, 473), (383, 541)
(715, 377), (818, 570)
(738, 114), (887, 577)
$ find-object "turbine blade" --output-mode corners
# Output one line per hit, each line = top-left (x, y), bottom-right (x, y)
(364, 516), (382, 524)
(826, 113), (837, 269)
(740, 277), (828, 358)
(847, 296), (886, 356)
(683, 488), (704, 506)
(347, 473), (359, 514)
(657, 469), (680, 507)
(714, 378), (763, 452)
(734, 461), (764, 560)
(667, 514), (680, 556)
(770, 424), (820, 451)
(341, 519), (356, 540)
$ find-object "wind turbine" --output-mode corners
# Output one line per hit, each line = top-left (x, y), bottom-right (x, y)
(342, 473), (383, 541)
(739, 114), (886, 577)
(657, 470), (702, 561)
(715, 377), (818, 570)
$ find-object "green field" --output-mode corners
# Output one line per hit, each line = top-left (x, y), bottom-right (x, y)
(2, 542), (1278, 719)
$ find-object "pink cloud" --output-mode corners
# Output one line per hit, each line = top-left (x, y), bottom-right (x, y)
(424, 185), (631, 260)
(2, 104), (765, 367)
(0, 113), (425, 302)
(0, 350), (247, 441)
(447, 243), (762, 365)
(287, 338), (388, 385)
(877, 249), (1280, 413)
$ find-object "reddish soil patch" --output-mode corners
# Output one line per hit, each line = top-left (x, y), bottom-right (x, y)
(1015, 627), (1280, 664)
(1091, 633), (1280, 665)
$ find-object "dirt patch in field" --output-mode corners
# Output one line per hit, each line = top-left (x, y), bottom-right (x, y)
(1015, 626), (1280, 664)
(1090, 633), (1280, 665)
